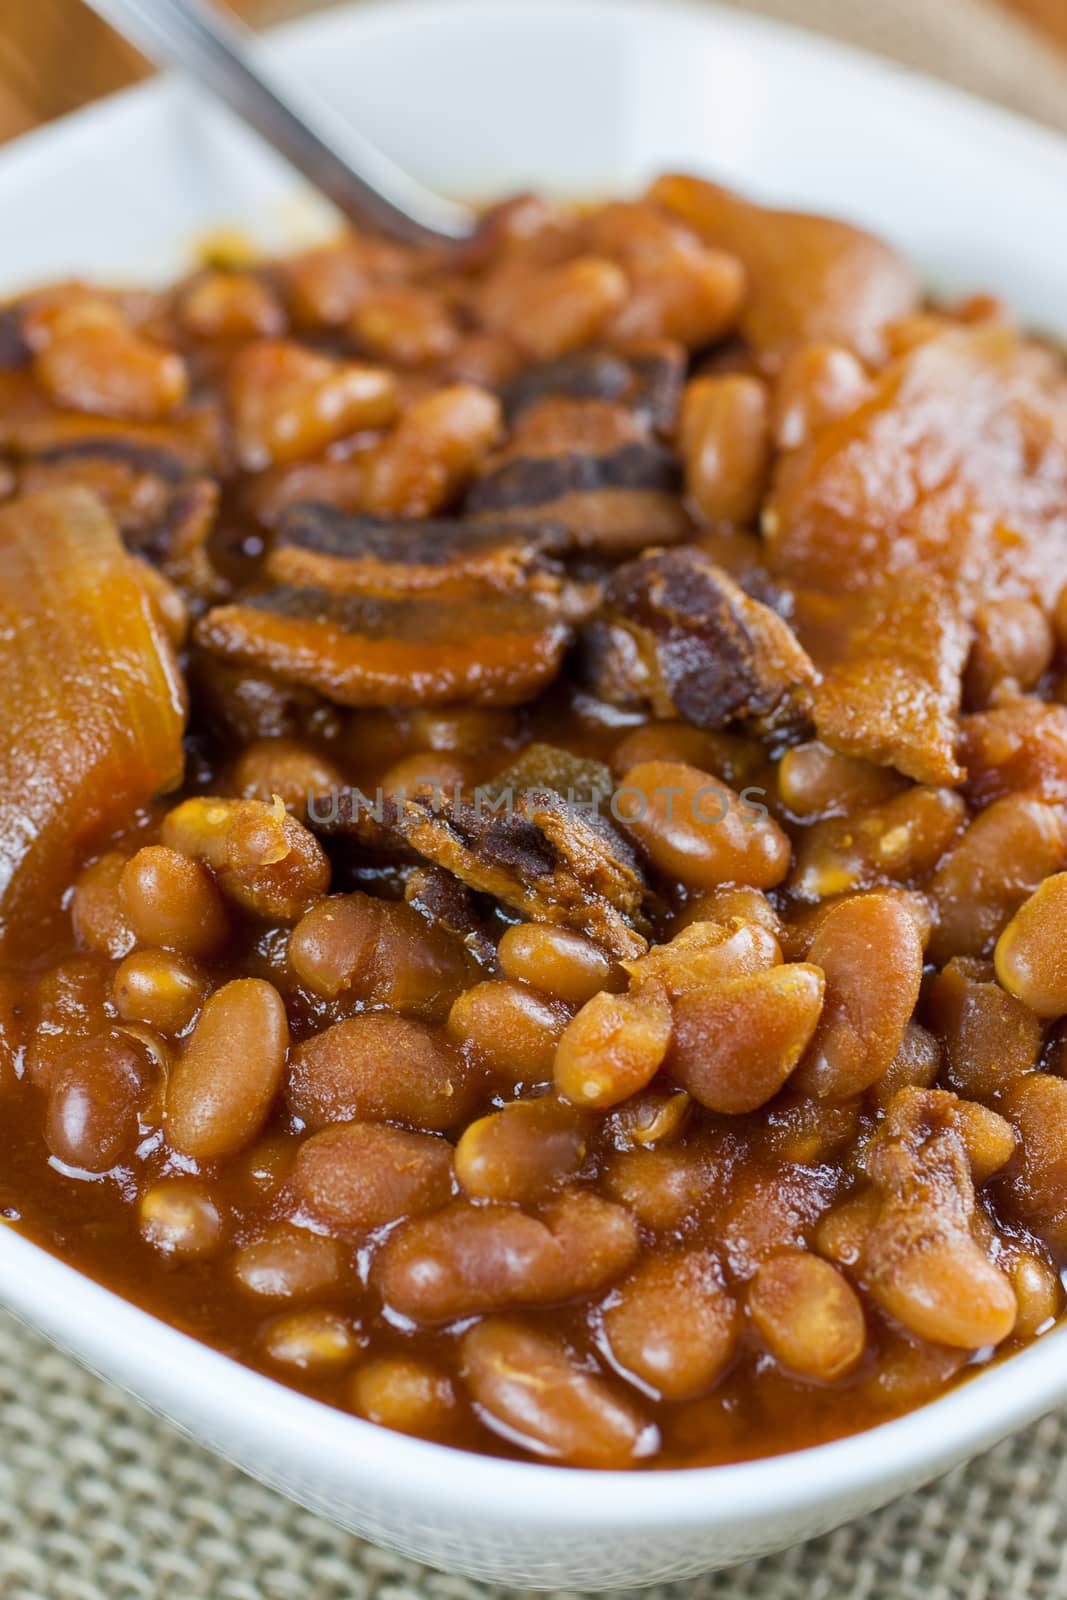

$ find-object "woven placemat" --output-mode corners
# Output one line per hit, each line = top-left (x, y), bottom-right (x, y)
(4, 3), (1067, 1596)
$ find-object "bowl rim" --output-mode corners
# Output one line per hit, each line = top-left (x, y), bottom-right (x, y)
(3, 0), (1067, 1533)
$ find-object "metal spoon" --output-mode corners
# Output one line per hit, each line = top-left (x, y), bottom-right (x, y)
(81, 0), (477, 246)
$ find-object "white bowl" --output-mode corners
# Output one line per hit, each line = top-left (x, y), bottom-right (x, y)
(3, 1), (1067, 1587)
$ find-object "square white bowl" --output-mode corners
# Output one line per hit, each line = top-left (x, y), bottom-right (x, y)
(2, 1), (1067, 1587)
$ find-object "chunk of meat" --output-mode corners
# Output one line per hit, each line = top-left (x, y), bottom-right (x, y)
(268, 504), (567, 598)
(588, 547), (817, 732)
(194, 583), (571, 708)
(768, 326), (1067, 606)
(650, 174), (918, 368)
(308, 784), (650, 959)
(805, 574), (969, 785)
(0, 489), (185, 953)
(501, 340), (686, 434)
(467, 398), (687, 553)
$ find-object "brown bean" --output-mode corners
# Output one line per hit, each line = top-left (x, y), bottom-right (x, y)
(507, 257), (629, 360)
(45, 1030), (158, 1172)
(233, 1221), (343, 1300)
(772, 343), (871, 449)
(681, 374), (771, 528)
(669, 964), (825, 1113)
(497, 923), (620, 1007)
(231, 738), (346, 817)
(291, 1122), (453, 1235)
(870, 1230), (1016, 1349)
(928, 795), (1067, 964)
(602, 1142), (721, 1231)
(777, 741), (905, 820)
(139, 1179), (222, 1259)
(32, 296), (187, 420)
(288, 1013), (476, 1131)
(554, 983), (672, 1109)
(364, 384), (501, 519)
(678, 886), (782, 940)
(228, 339), (396, 469)
(791, 786), (967, 901)
(619, 760), (790, 890)
(120, 846), (230, 960)
(375, 1188), (638, 1324)
(455, 1098), (587, 1202)
(607, 1089), (691, 1149)
(71, 853), (135, 958)
(462, 1319), (656, 1467)
(261, 1310), (361, 1375)
(162, 797), (331, 921)
(179, 270), (286, 339)
(1009, 1252), (1063, 1340)
(447, 981), (569, 1085)
(289, 894), (469, 1020)
(869, 1021), (941, 1111)
(994, 873), (1067, 1018)
(24, 956), (113, 1089)
(622, 918), (781, 998)
(350, 1357), (458, 1436)
(1001, 1074), (1067, 1253)
(793, 894), (923, 1100)
(166, 979), (289, 1161)
(748, 1250), (866, 1381)
(349, 285), (459, 367)
(612, 723), (763, 791)
(965, 598), (1053, 707)
(602, 1250), (739, 1400)
(951, 1100), (1016, 1184)
(113, 949), (208, 1036)
(925, 957), (1042, 1101)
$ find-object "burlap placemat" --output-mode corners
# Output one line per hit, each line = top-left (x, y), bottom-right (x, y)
(4, 2), (1067, 1596)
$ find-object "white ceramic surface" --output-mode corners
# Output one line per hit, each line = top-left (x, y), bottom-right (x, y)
(3, 1), (1067, 1587)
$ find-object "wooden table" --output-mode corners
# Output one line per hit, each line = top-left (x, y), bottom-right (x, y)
(2, 0), (1066, 145)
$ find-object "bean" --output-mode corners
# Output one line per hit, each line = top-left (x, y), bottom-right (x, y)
(602, 1250), (739, 1400)
(375, 1188), (638, 1324)
(45, 1030), (157, 1172)
(619, 761), (790, 891)
(613, 244), (745, 348)
(509, 257), (629, 360)
(757, 1092), (860, 1165)
(772, 343), (871, 449)
(928, 795), (1067, 964)
(793, 894), (923, 1100)
(238, 1135), (299, 1197)
(678, 886), (782, 940)
(554, 983), (672, 1109)
(777, 741), (905, 820)
(166, 979), (289, 1161)
(455, 1098), (587, 1202)
(406, 707), (517, 755)
(231, 738), (346, 817)
(965, 598), (1053, 707)
(447, 981), (569, 1085)
(1001, 1075), (1067, 1253)
(178, 270), (286, 339)
(349, 285), (459, 367)
(289, 894), (469, 1020)
(71, 853), (136, 958)
(607, 1090), (691, 1150)
(350, 1357), (458, 1436)
(32, 296), (187, 420)
(813, 1190), (879, 1269)
(497, 923), (620, 1007)
(261, 1310), (361, 1376)
(364, 384), (501, 519)
(748, 1250), (866, 1381)
(462, 1319), (656, 1468)
(120, 846), (230, 960)
(228, 339), (397, 470)
(669, 964), (825, 1113)
(162, 797), (331, 922)
(622, 918), (781, 998)
(994, 873), (1067, 1018)
(602, 1142), (721, 1231)
(869, 1229), (1016, 1349)
(951, 1100), (1016, 1184)
(925, 956), (1042, 1101)
(289, 1013), (476, 1131)
(681, 375), (771, 527)
(869, 1021), (941, 1111)
(25, 956), (113, 1089)
(1009, 1252), (1063, 1339)
(233, 1221), (343, 1300)
(139, 1179), (222, 1259)
(612, 723), (763, 790)
(379, 752), (472, 801)
(113, 949), (208, 1036)
(291, 1122), (453, 1235)
(790, 786), (966, 901)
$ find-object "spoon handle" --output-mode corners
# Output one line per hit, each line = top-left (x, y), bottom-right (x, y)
(82, 0), (475, 245)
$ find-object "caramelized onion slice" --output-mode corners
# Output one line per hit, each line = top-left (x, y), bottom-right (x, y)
(0, 488), (186, 953)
